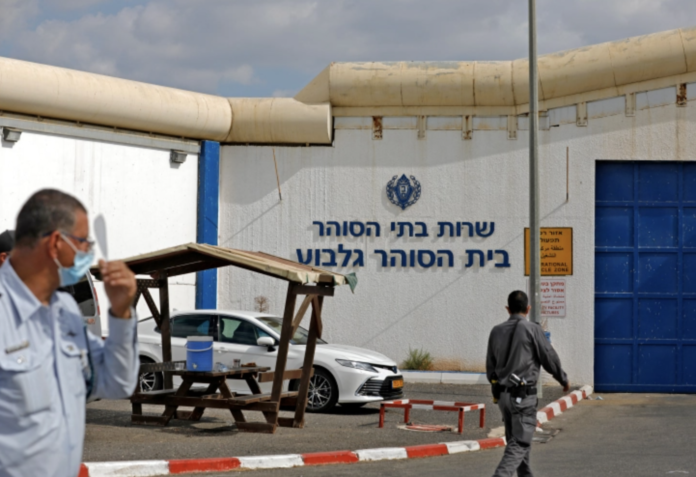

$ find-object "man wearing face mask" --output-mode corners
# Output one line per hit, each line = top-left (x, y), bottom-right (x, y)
(0, 189), (139, 477)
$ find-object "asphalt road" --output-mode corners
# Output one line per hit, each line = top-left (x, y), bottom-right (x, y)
(83, 383), (568, 462)
(171, 393), (696, 477)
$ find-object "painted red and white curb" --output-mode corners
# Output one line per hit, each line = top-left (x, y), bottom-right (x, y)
(78, 438), (507, 476)
(536, 384), (593, 426)
(79, 385), (592, 477)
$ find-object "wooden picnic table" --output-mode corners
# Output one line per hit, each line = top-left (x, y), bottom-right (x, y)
(131, 366), (299, 433)
(105, 243), (355, 433)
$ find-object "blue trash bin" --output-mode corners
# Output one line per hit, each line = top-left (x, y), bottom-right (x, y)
(186, 336), (213, 371)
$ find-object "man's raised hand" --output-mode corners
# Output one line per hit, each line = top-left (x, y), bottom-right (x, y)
(99, 259), (136, 319)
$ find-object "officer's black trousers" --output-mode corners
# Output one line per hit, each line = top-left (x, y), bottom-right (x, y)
(492, 392), (538, 477)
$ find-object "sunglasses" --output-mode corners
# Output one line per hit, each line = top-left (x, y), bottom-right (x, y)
(43, 230), (95, 251)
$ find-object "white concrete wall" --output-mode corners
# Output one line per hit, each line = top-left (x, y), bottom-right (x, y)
(0, 131), (198, 329)
(219, 89), (696, 386)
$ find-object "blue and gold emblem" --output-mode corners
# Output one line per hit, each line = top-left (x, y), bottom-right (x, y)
(386, 174), (421, 210)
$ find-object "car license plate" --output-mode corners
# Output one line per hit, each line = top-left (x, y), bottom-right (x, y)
(392, 379), (404, 389)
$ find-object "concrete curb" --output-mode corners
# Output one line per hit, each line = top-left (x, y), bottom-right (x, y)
(401, 370), (488, 385)
(79, 385), (593, 477)
(78, 438), (506, 476)
(536, 384), (593, 426)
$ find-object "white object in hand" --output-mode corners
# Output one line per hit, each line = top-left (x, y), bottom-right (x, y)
(94, 214), (109, 260)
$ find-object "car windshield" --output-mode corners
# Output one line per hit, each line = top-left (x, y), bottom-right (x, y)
(257, 317), (327, 345)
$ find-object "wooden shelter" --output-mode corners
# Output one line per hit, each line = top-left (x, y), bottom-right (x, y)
(91, 243), (355, 432)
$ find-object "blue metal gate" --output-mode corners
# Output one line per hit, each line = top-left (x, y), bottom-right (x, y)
(595, 161), (696, 393)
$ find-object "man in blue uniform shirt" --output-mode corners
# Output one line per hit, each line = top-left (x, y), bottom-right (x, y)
(0, 189), (139, 477)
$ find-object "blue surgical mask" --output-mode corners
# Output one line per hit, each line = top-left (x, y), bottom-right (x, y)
(54, 233), (95, 287)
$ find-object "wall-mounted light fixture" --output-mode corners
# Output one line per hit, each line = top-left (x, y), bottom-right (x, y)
(2, 127), (22, 143)
(170, 150), (187, 164)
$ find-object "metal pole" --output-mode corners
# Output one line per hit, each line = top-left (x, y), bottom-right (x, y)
(529, 0), (542, 397)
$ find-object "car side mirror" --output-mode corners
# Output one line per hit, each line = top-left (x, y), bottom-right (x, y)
(257, 337), (276, 352)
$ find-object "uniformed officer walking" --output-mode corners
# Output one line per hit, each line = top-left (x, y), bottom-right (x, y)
(0, 189), (139, 477)
(486, 290), (569, 477)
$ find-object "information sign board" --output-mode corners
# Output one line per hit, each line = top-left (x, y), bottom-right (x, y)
(540, 278), (566, 317)
(526, 278), (567, 318)
(524, 227), (573, 276)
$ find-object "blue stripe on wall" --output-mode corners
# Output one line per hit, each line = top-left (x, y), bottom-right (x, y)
(196, 140), (220, 309)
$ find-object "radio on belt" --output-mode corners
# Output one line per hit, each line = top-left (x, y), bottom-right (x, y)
(509, 373), (527, 403)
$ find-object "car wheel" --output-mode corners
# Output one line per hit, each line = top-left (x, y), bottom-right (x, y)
(138, 357), (163, 393)
(306, 367), (338, 413)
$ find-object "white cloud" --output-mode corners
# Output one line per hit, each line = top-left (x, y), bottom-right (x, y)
(51, 0), (108, 10)
(0, 0), (39, 42)
(7, 0), (696, 96)
(12, 5), (258, 93)
(222, 65), (255, 85)
(272, 89), (297, 98)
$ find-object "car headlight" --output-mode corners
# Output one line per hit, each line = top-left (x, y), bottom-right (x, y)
(336, 359), (379, 373)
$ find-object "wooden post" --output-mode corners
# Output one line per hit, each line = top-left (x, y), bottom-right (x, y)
(158, 276), (173, 390)
(291, 294), (313, 335)
(312, 296), (323, 338)
(141, 288), (161, 327)
(270, 282), (298, 404)
(292, 295), (324, 427)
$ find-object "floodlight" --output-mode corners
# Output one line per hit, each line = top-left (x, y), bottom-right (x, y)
(170, 150), (187, 164)
(2, 128), (21, 143)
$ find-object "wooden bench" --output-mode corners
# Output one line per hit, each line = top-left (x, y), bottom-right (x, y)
(130, 367), (303, 433)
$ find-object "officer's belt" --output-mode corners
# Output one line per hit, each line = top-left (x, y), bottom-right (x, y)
(502, 386), (537, 398)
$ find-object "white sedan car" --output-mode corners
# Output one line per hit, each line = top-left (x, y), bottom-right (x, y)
(137, 310), (404, 412)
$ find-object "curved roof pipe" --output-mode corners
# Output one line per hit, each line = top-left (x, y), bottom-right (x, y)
(0, 57), (332, 144)
(224, 98), (332, 144)
(0, 56), (233, 141)
(0, 26), (694, 145)
(295, 26), (696, 108)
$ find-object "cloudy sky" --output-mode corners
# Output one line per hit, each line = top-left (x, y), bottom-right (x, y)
(1, 0), (694, 98)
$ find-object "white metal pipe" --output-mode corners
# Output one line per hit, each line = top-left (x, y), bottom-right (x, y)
(0, 26), (693, 144)
(0, 57), (334, 145)
(225, 98), (331, 144)
(297, 26), (696, 108)
(0, 57), (232, 141)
